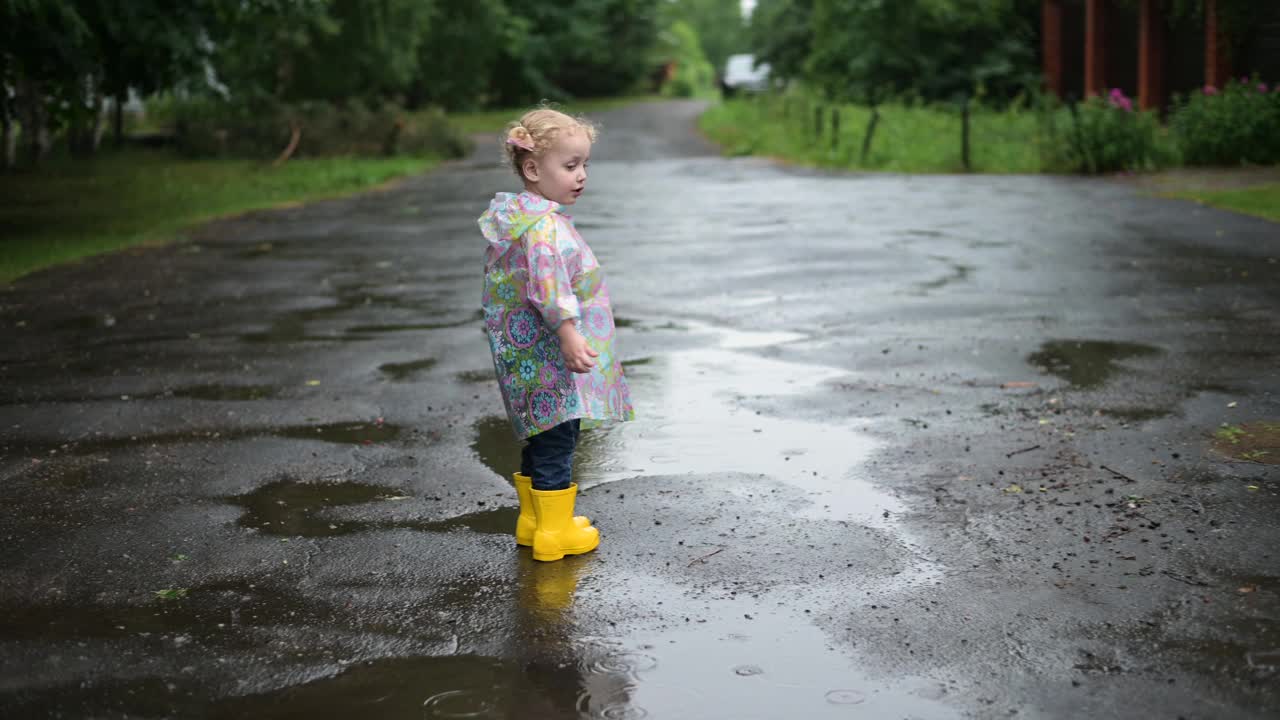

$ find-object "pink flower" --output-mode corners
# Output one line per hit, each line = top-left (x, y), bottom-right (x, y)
(1107, 89), (1133, 112)
(1259, 83), (1269, 93)
(1203, 85), (1218, 95)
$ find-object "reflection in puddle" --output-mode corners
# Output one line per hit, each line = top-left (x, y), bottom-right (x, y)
(472, 322), (895, 525)
(0, 580), (326, 643)
(205, 654), (591, 719)
(571, 575), (956, 720)
(229, 479), (514, 537)
(472, 416), (522, 482)
(1027, 339), (1162, 389)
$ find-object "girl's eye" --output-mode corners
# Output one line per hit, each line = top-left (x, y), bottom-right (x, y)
(566, 164), (576, 170)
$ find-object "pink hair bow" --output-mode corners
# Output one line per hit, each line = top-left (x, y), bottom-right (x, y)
(506, 136), (534, 151)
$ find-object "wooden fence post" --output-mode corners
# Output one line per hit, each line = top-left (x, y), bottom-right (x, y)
(860, 107), (880, 165)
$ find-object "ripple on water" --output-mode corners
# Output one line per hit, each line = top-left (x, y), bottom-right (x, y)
(422, 689), (499, 718)
(825, 689), (866, 705)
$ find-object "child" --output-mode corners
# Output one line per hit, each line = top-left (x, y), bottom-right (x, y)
(478, 108), (634, 562)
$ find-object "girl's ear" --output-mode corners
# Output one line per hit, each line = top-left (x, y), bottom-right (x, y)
(521, 157), (540, 182)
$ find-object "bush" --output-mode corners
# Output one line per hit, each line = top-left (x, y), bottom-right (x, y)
(657, 21), (717, 99)
(1171, 78), (1280, 166)
(1059, 89), (1169, 174)
(172, 98), (471, 160)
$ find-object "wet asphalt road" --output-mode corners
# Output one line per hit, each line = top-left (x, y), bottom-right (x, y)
(1, 99), (1278, 719)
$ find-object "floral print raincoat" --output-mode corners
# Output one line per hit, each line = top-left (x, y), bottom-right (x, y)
(479, 191), (634, 440)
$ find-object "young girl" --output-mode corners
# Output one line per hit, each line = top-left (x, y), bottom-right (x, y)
(478, 108), (634, 562)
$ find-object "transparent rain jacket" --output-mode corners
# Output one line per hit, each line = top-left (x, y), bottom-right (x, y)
(479, 191), (634, 440)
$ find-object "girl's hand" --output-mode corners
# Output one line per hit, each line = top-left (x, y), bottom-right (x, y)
(557, 322), (599, 374)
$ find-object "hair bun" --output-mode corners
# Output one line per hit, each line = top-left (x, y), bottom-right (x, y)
(506, 125), (535, 151)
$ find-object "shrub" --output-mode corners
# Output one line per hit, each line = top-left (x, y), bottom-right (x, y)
(1171, 78), (1280, 166)
(172, 98), (471, 160)
(1060, 89), (1168, 174)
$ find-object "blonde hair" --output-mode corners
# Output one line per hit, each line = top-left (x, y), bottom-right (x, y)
(503, 106), (599, 180)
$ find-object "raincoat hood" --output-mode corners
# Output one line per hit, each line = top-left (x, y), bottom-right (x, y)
(479, 191), (562, 259)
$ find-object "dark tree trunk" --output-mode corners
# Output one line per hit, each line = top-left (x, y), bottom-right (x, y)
(114, 92), (126, 147)
(16, 75), (49, 167)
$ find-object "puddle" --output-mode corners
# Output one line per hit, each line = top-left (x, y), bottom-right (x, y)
(377, 358), (437, 381)
(1211, 421), (1280, 464)
(472, 323), (897, 525)
(238, 293), (465, 344)
(584, 604), (958, 719)
(205, 655), (582, 719)
(0, 580), (324, 643)
(912, 257), (973, 293)
(344, 311), (482, 335)
(457, 369), (495, 384)
(472, 416), (522, 482)
(1027, 339), (1162, 389)
(236, 241), (281, 258)
(170, 384), (279, 401)
(268, 421), (404, 444)
(17, 421), (406, 457)
(53, 314), (117, 331)
(1099, 406), (1175, 422)
(229, 479), (514, 537)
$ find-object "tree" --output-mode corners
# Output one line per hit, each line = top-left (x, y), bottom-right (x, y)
(751, 0), (1037, 105)
(1, 0), (93, 165)
(749, 0), (814, 86)
(489, 0), (662, 106)
(410, 0), (514, 111)
(76, 0), (215, 145)
(665, 0), (748, 76)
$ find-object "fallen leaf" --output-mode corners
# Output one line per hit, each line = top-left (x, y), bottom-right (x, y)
(1001, 381), (1037, 389)
(1003, 484), (1023, 494)
(1227, 401), (1238, 408)
(153, 588), (188, 600)
(1238, 585), (1258, 594)
(306, 380), (321, 386)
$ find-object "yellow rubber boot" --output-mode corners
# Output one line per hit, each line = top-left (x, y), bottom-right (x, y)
(530, 484), (600, 562)
(514, 472), (590, 547)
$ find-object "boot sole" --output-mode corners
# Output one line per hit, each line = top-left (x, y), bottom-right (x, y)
(532, 536), (600, 562)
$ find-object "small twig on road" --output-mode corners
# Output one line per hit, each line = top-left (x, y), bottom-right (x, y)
(1006, 444), (1041, 458)
(1162, 569), (1210, 587)
(688, 547), (725, 567)
(1100, 465), (1137, 483)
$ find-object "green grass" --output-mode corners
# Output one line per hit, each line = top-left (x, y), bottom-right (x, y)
(448, 95), (663, 134)
(700, 97), (1046, 173)
(0, 150), (436, 284)
(1164, 183), (1280, 223)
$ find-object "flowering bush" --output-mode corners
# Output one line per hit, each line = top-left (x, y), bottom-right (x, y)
(1061, 88), (1167, 173)
(1171, 77), (1280, 165)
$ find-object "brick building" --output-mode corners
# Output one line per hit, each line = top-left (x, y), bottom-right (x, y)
(1041, 0), (1280, 109)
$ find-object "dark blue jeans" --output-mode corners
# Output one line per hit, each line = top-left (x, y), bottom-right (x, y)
(521, 420), (580, 491)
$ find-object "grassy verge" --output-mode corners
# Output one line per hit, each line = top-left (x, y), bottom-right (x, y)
(448, 95), (663, 134)
(700, 96), (1046, 173)
(0, 150), (436, 284)
(1162, 183), (1280, 223)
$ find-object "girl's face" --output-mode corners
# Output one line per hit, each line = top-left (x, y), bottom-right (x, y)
(523, 130), (591, 205)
